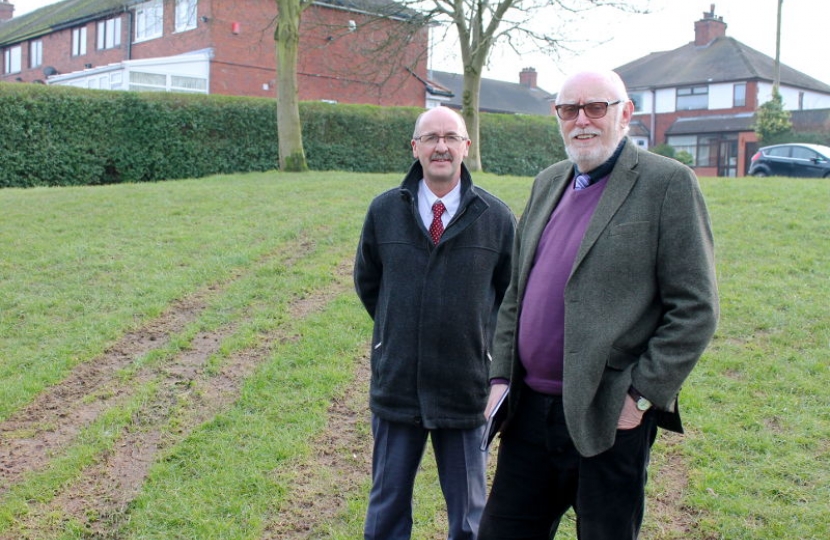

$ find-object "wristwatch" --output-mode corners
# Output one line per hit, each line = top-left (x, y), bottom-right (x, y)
(628, 387), (652, 411)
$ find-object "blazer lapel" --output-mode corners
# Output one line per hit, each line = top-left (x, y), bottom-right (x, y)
(572, 143), (640, 273)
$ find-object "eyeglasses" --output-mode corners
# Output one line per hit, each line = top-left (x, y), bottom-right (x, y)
(555, 100), (622, 121)
(413, 133), (469, 145)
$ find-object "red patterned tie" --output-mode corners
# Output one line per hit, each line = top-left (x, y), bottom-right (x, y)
(430, 201), (445, 245)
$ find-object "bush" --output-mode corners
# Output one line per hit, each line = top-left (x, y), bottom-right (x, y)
(650, 144), (693, 166)
(0, 83), (566, 187)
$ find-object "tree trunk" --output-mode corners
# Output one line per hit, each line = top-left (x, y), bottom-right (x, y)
(275, 0), (308, 172)
(461, 71), (483, 171)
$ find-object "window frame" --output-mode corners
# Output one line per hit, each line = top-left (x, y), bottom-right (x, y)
(676, 85), (709, 111)
(175, 0), (198, 32)
(71, 27), (88, 56)
(29, 40), (43, 68)
(4, 45), (22, 74)
(733, 83), (746, 107)
(97, 17), (123, 50)
(135, 0), (164, 42)
(629, 92), (644, 113)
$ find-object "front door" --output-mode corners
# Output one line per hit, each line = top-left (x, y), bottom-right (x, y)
(718, 139), (738, 177)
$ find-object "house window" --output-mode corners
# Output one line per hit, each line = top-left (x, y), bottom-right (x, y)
(135, 0), (164, 42)
(30, 40), (43, 68)
(72, 27), (87, 56)
(676, 85), (708, 110)
(733, 83), (746, 107)
(175, 0), (198, 32)
(695, 135), (719, 167)
(629, 92), (644, 113)
(171, 74), (207, 93)
(97, 17), (122, 49)
(129, 71), (167, 91)
(666, 136), (697, 164)
(128, 70), (208, 93)
(667, 135), (726, 167)
(4, 45), (21, 74)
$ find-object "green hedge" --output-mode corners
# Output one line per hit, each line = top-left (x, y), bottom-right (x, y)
(0, 83), (565, 187)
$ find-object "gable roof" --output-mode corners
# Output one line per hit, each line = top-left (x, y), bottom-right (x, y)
(615, 36), (830, 95)
(0, 0), (129, 45)
(427, 69), (553, 115)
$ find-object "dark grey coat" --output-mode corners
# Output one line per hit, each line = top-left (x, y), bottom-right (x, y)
(491, 141), (719, 457)
(354, 161), (516, 429)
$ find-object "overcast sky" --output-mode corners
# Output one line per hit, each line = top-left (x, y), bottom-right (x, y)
(15, 0), (828, 93)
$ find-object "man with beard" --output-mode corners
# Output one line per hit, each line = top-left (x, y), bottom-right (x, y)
(354, 105), (515, 540)
(477, 70), (719, 539)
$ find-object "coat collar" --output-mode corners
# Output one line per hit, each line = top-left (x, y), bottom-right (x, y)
(399, 160), (477, 207)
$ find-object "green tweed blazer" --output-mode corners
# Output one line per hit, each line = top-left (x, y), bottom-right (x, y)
(491, 140), (719, 457)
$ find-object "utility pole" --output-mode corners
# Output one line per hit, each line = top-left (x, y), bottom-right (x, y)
(774, 0), (783, 93)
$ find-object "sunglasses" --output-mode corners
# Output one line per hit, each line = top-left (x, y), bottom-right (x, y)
(555, 100), (622, 121)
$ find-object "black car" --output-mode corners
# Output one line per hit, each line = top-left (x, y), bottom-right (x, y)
(749, 143), (830, 178)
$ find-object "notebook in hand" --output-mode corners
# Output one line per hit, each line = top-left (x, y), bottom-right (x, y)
(480, 387), (509, 451)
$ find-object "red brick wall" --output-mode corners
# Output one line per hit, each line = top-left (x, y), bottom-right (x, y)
(5, 17), (129, 83)
(2, 0), (428, 107)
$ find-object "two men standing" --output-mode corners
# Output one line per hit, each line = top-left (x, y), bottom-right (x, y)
(355, 69), (718, 540)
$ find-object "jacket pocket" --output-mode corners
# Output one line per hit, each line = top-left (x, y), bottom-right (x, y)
(606, 347), (639, 370)
(609, 221), (650, 238)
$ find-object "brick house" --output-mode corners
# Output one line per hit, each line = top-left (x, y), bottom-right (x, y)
(617, 4), (830, 177)
(0, 0), (429, 107)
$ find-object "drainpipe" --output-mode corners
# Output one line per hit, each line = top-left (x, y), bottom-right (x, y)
(649, 87), (657, 146)
(125, 7), (134, 60)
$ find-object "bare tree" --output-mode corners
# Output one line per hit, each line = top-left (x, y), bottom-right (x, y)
(273, 0), (429, 172)
(415, 0), (650, 171)
(271, 0), (648, 173)
(275, 0), (312, 172)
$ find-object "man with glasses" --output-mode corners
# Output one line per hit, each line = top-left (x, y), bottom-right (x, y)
(478, 70), (719, 539)
(354, 105), (516, 540)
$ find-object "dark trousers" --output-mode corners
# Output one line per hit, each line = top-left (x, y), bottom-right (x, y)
(479, 389), (658, 540)
(364, 415), (487, 540)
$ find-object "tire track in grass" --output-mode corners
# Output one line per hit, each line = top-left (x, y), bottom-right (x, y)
(646, 431), (699, 538)
(0, 294), (210, 493)
(2, 260), (353, 539)
(263, 351), (372, 539)
(0, 235), (316, 493)
(263, 363), (695, 539)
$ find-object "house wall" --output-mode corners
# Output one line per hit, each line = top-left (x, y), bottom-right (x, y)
(708, 82), (738, 109)
(9, 16), (130, 83)
(294, 4), (428, 106)
(2, 0), (428, 107)
(757, 81), (830, 110)
(653, 88), (675, 114)
(636, 80), (763, 146)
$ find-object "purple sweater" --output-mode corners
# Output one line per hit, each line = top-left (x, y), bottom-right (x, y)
(517, 177), (608, 394)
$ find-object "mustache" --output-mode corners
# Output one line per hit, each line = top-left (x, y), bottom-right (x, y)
(430, 151), (453, 160)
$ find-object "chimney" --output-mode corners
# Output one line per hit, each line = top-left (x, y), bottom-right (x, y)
(520, 67), (537, 89)
(0, 2), (14, 21)
(694, 4), (727, 46)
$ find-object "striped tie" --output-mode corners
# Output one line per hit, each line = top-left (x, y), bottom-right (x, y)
(575, 173), (591, 190)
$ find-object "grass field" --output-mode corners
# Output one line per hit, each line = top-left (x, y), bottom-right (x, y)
(0, 170), (827, 539)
